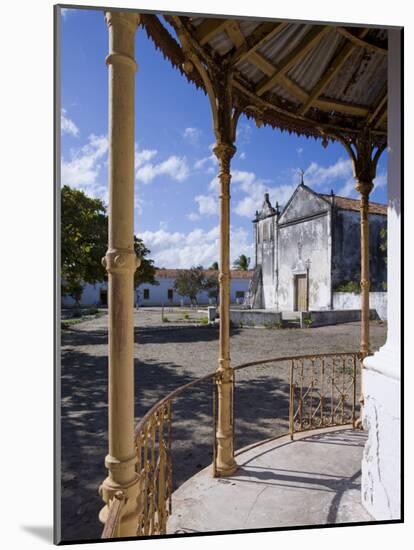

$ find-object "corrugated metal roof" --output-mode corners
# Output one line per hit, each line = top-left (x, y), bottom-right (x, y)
(142, 14), (388, 140)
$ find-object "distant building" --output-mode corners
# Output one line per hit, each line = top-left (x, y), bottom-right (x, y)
(62, 269), (252, 308)
(246, 183), (387, 318)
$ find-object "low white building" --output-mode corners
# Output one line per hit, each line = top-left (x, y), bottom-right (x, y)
(62, 269), (252, 307)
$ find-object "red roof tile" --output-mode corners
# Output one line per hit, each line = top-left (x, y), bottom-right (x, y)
(319, 193), (387, 215)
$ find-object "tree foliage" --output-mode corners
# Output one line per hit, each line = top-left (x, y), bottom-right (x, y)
(233, 254), (250, 271)
(61, 185), (157, 303)
(204, 271), (219, 301)
(61, 186), (107, 303)
(174, 266), (206, 305)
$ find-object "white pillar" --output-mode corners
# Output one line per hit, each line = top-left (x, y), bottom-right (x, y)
(361, 28), (401, 520)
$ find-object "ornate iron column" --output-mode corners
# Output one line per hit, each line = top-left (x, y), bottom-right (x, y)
(213, 140), (238, 476)
(99, 11), (141, 536)
(172, 16), (241, 473)
(337, 129), (385, 413)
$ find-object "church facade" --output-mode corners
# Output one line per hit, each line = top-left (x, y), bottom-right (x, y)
(249, 183), (387, 316)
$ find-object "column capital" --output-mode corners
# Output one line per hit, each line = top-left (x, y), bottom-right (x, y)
(213, 142), (236, 163)
(105, 11), (140, 32)
(355, 180), (374, 198)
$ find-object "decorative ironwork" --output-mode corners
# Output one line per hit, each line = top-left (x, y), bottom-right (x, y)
(101, 492), (126, 539)
(101, 352), (359, 538)
(133, 372), (216, 536)
(289, 353), (358, 436)
(135, 401), (173, 536)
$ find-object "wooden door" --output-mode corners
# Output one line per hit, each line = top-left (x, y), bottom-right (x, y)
(295, 275), (307, 311)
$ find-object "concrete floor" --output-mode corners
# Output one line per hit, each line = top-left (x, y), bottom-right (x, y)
(167, 427), (373, 534)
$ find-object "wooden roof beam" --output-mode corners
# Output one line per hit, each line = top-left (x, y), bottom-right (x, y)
(299, 29), (369, 115)
(255, 26), (331, 97)
(375, 106), (387, 129)
(367, 89), (388, 126)
(246, 50), (368, 116)
(336, 27), (387, 54)
(195, 18), (229, 45)
(224, 20), (246, 48)
(231, 21), (289, 65)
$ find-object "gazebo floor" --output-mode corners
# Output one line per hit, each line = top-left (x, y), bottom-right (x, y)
(167, 426), (373, 534)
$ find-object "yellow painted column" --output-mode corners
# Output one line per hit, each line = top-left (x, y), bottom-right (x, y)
(99, 11), (141, 537)
(356, 180), (374, 360)
(213, 142), (238, 476)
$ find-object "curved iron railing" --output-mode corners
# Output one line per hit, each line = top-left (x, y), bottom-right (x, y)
(101, 351), (360, 538)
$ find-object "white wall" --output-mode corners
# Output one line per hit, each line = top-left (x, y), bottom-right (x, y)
(361, 28), (401, 521)
(62, 277), (251, 307)
(333, 292), (387, 320)
(61, 282), (104, 307)
(278, 215), (331, 311)
(137, 277), (251, 306)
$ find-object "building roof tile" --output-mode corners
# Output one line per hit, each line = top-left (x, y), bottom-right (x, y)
(318, 193), (387, 215)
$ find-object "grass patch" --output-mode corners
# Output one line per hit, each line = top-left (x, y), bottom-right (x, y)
(61, 311), (105, 329)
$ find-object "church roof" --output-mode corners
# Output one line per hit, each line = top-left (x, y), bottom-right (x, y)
(318, 193), (387, 214)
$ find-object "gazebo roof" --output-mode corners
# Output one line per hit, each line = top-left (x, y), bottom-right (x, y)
(141, 14), (387, 145)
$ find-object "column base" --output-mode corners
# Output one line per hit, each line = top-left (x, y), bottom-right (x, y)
(99, 473), (141, 537)
(214, 459), (238, 477)
(361, 359), (401, 520)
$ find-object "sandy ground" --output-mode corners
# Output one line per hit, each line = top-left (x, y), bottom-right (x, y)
(59, 308), (387, 542)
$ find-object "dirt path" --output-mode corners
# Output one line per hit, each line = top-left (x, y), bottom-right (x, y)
(60, 310), (387, 542)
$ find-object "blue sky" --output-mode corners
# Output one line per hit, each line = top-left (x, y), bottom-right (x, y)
(60, 7), (387, 269)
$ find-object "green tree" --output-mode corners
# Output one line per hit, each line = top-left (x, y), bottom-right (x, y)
(233, 254), (250, 271)
(174, 266), (205, 306)
(61, 185), (107, 304)
(379, 227), (387, 264)
(209, 261), (219, 270)
(203, 271), (219, 302)
(61, 185), (157, 304)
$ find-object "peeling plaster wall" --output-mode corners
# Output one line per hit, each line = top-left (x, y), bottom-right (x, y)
(360, 28), (401, 522)
(256, 217), (276, 308)
(278, 215), (331, 310)
(333, 292), (387, 320)
(362, 370), (400, 519)
(332, 210), (387, 291)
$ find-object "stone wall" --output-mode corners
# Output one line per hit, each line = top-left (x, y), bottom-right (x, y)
(333, 292), (387, 320)
(332, 209), (387, 292)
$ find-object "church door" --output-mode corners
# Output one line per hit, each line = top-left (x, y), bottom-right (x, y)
(294, 274), (307, 311)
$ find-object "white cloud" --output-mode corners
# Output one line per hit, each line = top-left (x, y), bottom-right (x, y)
(373, 172), (387, 189)
(139, 225), (253, 269)
(231, 169), (296, 218)
(338, 171), (387, 199)
(135, 149), (157, 168)
(303, 158), (353, 189)
(194, 150), (217, 174)
(297, 147), (303, 156)
(136, 153), (190, 184)
(61, 108), (79, 137)
(195, 194), (218, 216)
(237, 121), (253, 145)
(239, 152), (246, 160)
(183, 127), (202, 145)
(337, 177), (357, 198)
(187, 212), (200, 222)
(61, 134), (108, 200)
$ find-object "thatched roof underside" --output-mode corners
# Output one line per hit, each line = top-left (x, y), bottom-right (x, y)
(141, 13), (387, 145)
